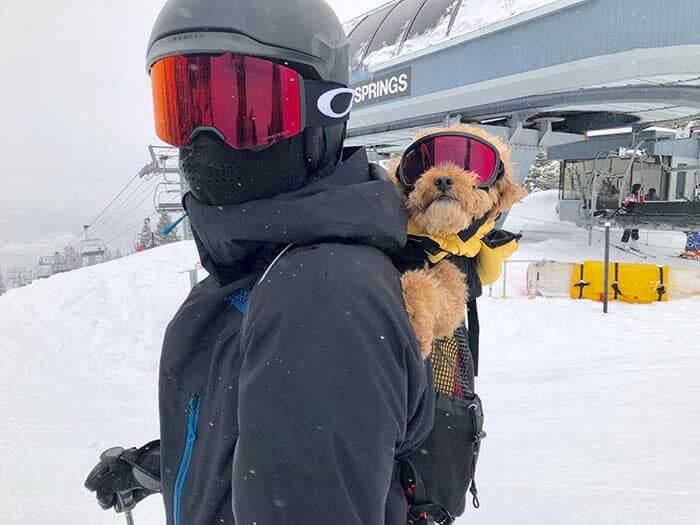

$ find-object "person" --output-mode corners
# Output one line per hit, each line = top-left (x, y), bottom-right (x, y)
(84, 1), (434, 524)
(644, 187), (659, 201)
(620, 183), (645, 249)
(681, 231), (700, 259)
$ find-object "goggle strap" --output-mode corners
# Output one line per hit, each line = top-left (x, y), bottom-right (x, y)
(304, 79), (353, 128)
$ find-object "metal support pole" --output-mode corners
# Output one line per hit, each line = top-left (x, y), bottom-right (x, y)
(189, 269), (198, 290)
(589, 175), (599, 247)
(502, 262), (508, 298)
(603, 222), (611, 314)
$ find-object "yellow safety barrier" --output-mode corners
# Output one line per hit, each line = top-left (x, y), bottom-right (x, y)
(570, 261), (669, 304)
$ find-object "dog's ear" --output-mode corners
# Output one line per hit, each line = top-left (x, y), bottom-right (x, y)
(385, 156), (402, 188)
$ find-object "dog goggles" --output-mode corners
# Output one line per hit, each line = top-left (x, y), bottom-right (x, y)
(398, 132), (503, 189)
(150, 53), (353, 150)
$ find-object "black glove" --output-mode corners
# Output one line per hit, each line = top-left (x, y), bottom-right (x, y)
(482, 229), (522, 249)
(85, 441), (161, 512)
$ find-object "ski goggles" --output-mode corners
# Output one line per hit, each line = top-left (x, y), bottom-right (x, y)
(150, 53), (354, 150)
(398, 132), (503, 189)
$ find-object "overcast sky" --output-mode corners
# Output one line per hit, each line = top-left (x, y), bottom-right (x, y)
(0, 0), (384, 271)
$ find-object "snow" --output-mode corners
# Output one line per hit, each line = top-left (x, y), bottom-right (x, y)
(450, 0), (560, 37)
(2, 192), (699, 524)
(360, 0), (563, 69)
(472, 296), (700, 525)
(0, 243), (196, 525)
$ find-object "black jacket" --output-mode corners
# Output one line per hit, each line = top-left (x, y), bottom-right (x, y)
(158, 148), (434, 525)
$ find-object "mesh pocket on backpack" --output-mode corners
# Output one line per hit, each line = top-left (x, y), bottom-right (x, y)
(398, 324), (485, 525)
(432, 325), (474, 398)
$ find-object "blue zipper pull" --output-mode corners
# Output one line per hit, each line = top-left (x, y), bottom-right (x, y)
(173, 394), (201, 525)
(187, 395), (200, 440)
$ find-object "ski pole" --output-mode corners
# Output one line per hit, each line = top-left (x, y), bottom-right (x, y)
(99, 448), (137, 525)
(116, 492), (135, 525)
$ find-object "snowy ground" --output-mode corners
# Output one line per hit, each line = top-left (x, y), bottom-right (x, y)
(1, 191), (699, 524)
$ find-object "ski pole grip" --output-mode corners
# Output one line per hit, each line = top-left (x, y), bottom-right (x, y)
(116, 491), (136, 513)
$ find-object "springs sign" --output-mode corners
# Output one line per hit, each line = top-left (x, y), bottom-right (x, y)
(351, 67), (412, 109)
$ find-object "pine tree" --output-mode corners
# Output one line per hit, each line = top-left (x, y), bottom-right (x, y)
(0, 270), (6, 296)
(63, 245), (81, 270)
(524, 150), (561, 193)
(154, 211), (182, 246)
(137, 218), (155, 251)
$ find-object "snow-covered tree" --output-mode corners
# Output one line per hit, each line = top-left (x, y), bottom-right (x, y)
(137, 218), (155, 251)
(0, 270), (6, 296)
(524, 150), (561, 193)
(155, 211), (182, 246)
(63, 245), (81, 270)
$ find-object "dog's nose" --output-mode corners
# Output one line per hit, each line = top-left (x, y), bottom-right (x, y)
(435, 177), (454, 193)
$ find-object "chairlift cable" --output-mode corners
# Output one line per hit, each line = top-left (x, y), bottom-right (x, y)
(104, 213), (158, 246)
(89, 178), (162, 239)
(85, 172), (142, 230)
(88, 177), (153, 237)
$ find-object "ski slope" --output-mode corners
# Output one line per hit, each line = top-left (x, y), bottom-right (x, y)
(1, 194), (699, 524)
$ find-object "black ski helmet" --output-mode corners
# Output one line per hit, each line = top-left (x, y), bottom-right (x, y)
(146, 0), (351, 205)
(146, 0), (349, 85)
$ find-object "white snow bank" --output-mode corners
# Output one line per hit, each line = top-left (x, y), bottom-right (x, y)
(0, 242), (198, 525)
(2, 234), (699, 525)
(504, 189), (564, 233)
(468, 295), (700, 525)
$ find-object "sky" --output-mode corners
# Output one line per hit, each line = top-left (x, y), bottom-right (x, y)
(0, 0), (386, 271)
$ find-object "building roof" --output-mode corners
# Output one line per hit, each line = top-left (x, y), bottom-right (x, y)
(345, 0), (700, 154)
(346, 0), (563, 72)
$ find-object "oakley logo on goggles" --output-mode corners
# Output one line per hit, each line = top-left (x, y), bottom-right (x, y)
(399, 132), (504, 189)
(150, 53), (353, 150)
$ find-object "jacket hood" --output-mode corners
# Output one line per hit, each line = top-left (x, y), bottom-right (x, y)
(184, 147), (408, 282)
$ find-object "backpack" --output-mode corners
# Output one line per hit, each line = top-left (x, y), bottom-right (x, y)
(257, 244), (486, 524)
(395, 323), (486, 525)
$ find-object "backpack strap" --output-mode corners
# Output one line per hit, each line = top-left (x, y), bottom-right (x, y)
(256, 243), (295, 286)
(240, 243), (295, 341)
(395, 460), (455, 525)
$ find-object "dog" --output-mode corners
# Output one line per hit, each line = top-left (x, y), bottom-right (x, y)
(388, 124), (527, 358)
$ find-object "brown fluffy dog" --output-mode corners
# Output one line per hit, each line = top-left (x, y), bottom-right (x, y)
(390, 124), (527, 357)
(406, 163), (493, 237)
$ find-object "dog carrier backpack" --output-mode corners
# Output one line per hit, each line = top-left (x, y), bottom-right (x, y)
(396, 324), (486, 525)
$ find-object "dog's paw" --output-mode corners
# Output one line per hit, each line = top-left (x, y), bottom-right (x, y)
(427, 261), (467, 340)
(401, 269), (442, 359)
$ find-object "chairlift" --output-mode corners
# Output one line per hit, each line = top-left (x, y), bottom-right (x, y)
(36, 257), (54, 279)
(154, 181), (184, 213)
(80, 226), (106, 267)
(36, 253), (71, 278)
(588, 150), (700, 231)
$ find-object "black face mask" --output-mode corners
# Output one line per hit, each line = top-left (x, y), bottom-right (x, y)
(180, 132), (312, 206)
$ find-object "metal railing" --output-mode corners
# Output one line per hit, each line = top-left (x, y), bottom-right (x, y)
(487, 259), (548, 298)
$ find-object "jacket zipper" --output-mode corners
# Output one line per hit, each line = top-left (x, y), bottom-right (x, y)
(173, 394), (200, 525)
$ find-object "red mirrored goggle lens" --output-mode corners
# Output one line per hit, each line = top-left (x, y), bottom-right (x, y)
(400, 135), (499, 187)
(151, 54), (303, 149)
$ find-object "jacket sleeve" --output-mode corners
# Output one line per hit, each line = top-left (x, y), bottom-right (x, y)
(232, 244), (432, 525)
(476, 229), (521, 286)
